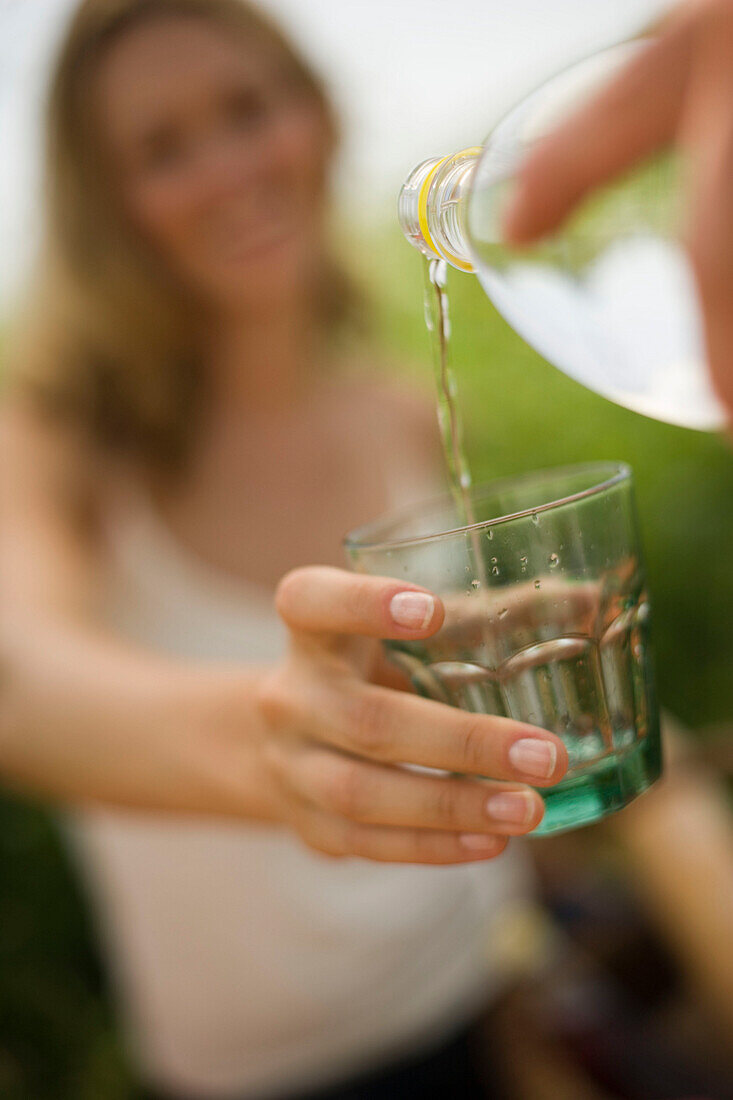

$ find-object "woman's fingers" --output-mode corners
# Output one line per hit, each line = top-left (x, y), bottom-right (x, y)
(260, 668), (566, 786)
(293, 804), (509, 865)
(271, 742), (545, 835)
(502, 16), (694, 244)
(322, 682), (567, 786)
(275, 566), (444, 643)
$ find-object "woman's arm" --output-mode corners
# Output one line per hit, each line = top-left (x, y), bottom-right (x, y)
(0, 401), (568, 860)
(0, 400), (284, 820)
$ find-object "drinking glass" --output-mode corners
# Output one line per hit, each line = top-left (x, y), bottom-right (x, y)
(344, 462), (661, 835)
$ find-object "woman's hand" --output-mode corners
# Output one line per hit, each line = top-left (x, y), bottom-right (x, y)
(502, 0), (733, 421)
(256, 566), (568, 865)
(0, 392), (567, 848)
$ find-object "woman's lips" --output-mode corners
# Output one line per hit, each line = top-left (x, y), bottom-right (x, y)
(207, 197), (300, 260)
(215, 218), (298, 262)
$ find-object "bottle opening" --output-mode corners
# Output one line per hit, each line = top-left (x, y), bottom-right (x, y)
(398, 148), (480, 272)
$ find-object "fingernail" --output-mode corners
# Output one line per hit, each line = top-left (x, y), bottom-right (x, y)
(508, 738), (557, 780)
(486, 791), (533, 825)
(460, 833), (499, 853)
(389, 591), (435, 630)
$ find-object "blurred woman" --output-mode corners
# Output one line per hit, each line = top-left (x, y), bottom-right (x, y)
(0, 2), (570, 1097)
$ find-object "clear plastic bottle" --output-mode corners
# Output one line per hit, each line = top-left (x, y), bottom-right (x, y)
(399, 42), (725, 431)
(398, 148), (479, 273)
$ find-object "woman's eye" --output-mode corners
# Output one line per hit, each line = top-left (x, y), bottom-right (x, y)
(224, 88), (270, 133)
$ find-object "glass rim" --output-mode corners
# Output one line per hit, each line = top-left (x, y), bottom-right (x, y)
(344, 461), (631, 553)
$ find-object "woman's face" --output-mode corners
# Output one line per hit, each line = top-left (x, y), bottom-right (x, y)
(95, 15), (331, 314)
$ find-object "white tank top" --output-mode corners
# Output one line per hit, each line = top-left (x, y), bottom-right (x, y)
(67, 488), (534, 1099)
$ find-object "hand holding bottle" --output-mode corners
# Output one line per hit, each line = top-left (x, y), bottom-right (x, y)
(502, 0), (733, 423)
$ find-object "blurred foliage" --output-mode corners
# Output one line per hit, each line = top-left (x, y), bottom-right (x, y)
(2, 224), (733, 1094)
(0, 794), (133, 1098)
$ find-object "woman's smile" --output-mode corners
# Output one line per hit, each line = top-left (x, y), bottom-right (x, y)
(205, 189), (301, 263)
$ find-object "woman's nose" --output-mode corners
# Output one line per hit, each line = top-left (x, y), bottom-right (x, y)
(191, 131), (263, 203)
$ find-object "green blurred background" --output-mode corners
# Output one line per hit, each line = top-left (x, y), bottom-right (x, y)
(2, 227), (733, 1097)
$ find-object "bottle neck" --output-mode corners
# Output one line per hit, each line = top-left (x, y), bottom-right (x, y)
(398, 148), (480, 272)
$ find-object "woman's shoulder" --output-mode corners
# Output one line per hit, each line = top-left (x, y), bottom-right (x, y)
(0, 396), (134, 524)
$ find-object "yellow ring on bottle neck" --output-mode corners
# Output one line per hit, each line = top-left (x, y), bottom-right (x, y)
(417, 154), (450, 260)
(417, 149), (480, 273)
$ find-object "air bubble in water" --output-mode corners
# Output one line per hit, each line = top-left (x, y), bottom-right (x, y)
(471, 579), (480, 590)
(490, 556), (498, 564)
(549, 553), (560, 568)
(491, 565), (499, 576)
(534, 579), (541, 589)
(520, 555), (528, 571)
(487, 528), (493, 540)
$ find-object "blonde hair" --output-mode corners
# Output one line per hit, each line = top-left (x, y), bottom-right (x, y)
(14, 0), (357, 476)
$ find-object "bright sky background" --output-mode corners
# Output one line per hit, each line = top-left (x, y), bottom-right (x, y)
(0, 0), (672, 307)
